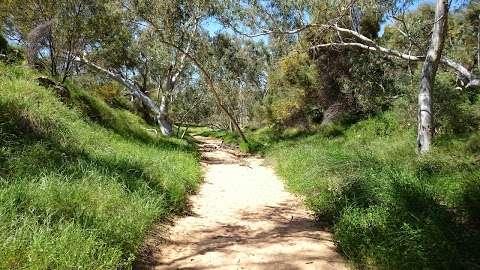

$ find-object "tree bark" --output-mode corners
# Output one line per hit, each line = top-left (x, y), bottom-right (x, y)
(417, 0), (449, 153)
(158, 94), (173, 136)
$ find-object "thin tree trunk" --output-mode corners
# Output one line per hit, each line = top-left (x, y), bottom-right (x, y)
(181, 126), (189, 139)
(417, 0), (449, 154)
(48, 39), (58, 78)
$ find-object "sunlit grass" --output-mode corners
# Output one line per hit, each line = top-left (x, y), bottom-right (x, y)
(0, 63), (201, 269)
(267, 112), (480, 269)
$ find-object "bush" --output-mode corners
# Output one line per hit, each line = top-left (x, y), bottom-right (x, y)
(433, 72), (479, 134)
(467, 133), (480, 155)
(318, 123), (344, 138)
(239, 141), (250, 152)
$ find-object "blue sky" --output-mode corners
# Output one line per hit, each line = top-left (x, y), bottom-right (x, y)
(379, 0), (434, 35)
(204, 0), (464, 38)
(378, 0), (467, 35)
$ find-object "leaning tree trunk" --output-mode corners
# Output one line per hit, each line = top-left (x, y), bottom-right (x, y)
(417, 0), (449, 154)
(74, 56), (174, 136)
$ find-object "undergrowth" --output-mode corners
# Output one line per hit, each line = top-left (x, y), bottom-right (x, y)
(267, 112), (480, 269)
(0, 64), (201, 269)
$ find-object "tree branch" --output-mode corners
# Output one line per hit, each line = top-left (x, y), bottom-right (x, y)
(218, 0), (357, 38)
(309, 25), (480, 88)
(310, 42), (423, 61)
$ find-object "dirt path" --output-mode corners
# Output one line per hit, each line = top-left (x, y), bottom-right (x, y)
(137, 136), (347, 270)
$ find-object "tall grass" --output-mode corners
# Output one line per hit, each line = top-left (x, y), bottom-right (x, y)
(0, 64), (201, 269)
(268, 112), (480, 269)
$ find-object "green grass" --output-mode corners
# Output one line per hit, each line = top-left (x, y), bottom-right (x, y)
(190, 126), (309, 154)
(0, 64), (201, 269)
(267, 112), (480, 269)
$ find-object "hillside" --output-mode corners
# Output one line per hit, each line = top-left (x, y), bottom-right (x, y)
(0, 64), (201, 269)
(267, 112), (480, 268)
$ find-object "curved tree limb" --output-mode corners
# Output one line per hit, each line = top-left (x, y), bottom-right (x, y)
(309, 37), (480, 88)
(310, 42), (424, 61)
(135, 8), (248, 142)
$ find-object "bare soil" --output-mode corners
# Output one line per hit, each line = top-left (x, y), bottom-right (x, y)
(136, 136), (347, 270)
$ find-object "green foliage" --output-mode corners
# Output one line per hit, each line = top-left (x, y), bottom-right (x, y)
(0, 34), (8, 54)
(263, 52), (318, 127)
(0, 34), (24, 64)
(0, 64), (201, 269)
(433, 72), (480, 134)
(267, 109), (480, 269)
(261, 20), (396, 131)
(4, 0), (126, 79)
(318, 123), (345, 138)
(467, 133), (480, 155)
(193, 129), (239, 145)
(69, 85), (175, 145)
(90, 80), (130, 108)
(239, 141), (251, 153)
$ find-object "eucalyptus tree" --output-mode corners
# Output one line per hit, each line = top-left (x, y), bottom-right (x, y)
(2, 0), (189, 136)
(75, 0), (249, 138)
(416, 0), (448, 153)
(2, 0), (119, 82)
(220, 0), (392, 127)
(133, 33), (195, 136)
(75, 12), (195, 136)
(220, 0), (478, 153)
(124, 0), (249, 142)
(205, 33), (270, 128)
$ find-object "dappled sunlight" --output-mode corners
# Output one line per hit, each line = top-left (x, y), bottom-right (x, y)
(136, 137), (346, 270)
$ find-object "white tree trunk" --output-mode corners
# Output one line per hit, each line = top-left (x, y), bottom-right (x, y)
(417, 0), (449, 153)
(75, 56), (174, 136)
(158, 94), (173, 136)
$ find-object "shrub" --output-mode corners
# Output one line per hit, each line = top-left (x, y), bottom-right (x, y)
(318, 123), (344, 138)
(467, 133), (480, 155)
(0, 34), (8, 54)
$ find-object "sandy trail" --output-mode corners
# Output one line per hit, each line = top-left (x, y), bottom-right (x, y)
(137, 136), (347, 270)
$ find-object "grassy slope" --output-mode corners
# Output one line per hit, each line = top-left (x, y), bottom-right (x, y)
(267, 112), (480, 269)
(0, 64), (201, 269)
